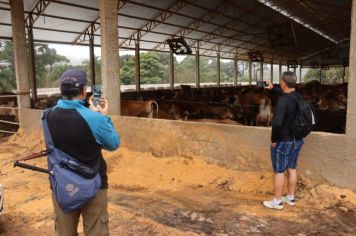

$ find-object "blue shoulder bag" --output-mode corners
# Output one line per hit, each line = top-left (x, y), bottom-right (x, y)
(42, 108), (101, 213)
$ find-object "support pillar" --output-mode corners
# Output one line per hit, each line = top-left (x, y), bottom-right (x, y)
(259, 61), (263, 81)
(169, 49), (174, 91)
(248, 61), (252, 85)
(279, 62), (282, 78)
(343, 66), (346, 83)
(217, 52), (221, 87)
(270, 60), (273, 83)
(99, 0), (120, 115)
(27, 25), (37, 104)
(319, 68), (322, 83)
(346, 0), (356, 139)
(299, 65), (302, 83)
(233, 55), (238, 86)
(10, 0), (31, 112)
(195, 46), (200, 89)
(89, 35), (96, 91)
(135, 43), (140, 93)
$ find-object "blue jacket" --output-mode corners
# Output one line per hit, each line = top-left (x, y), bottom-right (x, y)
(55, 99), (120, 150)
(44, 99), (120, 188)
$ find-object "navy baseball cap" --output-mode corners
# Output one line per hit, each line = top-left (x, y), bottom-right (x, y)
(60, 68), (87, 91)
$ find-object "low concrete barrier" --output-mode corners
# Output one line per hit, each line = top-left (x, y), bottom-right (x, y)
(20, 108), (356, 191)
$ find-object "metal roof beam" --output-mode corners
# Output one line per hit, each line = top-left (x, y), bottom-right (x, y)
(256, 0), (338, 43)
(295, 0), (345, 40)
(25, 0), (53, 29)
(152, 1), (225, 51)
(28, 0), (292, 55)
(73, 0), (128, 44)
(119, 0), (188, 48)
(127, 0), (268, 47)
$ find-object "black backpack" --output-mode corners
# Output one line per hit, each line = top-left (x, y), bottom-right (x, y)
(286, 94), (316, 138)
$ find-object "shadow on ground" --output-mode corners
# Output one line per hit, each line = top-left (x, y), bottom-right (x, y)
(109, 188), (356, 235)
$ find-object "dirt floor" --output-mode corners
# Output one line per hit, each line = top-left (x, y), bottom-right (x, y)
(0, 130), (355, 235)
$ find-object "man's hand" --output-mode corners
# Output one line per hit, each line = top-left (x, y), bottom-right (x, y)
(265, 81), (274, 90)
(89, 96), (109, 115)
(271, 142), (277, 148)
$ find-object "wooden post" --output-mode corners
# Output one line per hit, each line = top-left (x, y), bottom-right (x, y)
(346, 0), (356, 138)
(169, 49), (174, 91)
(217, 52), (221, 87)
(233, 55), (238, 86)
(27, 25), (37, 104)
(10, 0), (31, 111)
(195, 44), (200, 89)
(135, 43), (140, 93)
(248, 61), (252, 85)
(299, 65), (302, 83)
(270, 60), (273, 83)
(89, 35), (96, 91)
(99, 0), (120, 115)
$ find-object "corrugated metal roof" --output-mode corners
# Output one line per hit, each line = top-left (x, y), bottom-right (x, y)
(0, 0), (352, 65)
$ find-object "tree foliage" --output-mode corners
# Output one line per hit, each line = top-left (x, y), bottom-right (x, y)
(303, 67), (345, 83)
(1, 39), (347, 92)
(0, 41), (71, 91)
(0, 41), (16, 92)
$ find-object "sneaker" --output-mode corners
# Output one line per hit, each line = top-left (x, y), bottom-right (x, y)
(263, 200), (283, 210)
(282, 196), (296, 206)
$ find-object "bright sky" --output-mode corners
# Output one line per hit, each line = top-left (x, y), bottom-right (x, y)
(48, 43), (137, 65)
(48, 43), (218, 65)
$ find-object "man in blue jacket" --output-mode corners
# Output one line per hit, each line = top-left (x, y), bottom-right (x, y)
(47, 68), (120, 235)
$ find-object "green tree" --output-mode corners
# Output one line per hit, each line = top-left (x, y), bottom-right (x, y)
(0, 40), (16, 92)
(175, 55), (195, 84)
(120, 54), (135, 85)
(200, 57), (217, 83)
(34, 44), (70, 88)
(140, 52), (168, 84)
(36, 44), (69, 71)
(79, 56), (102, 85)
(220, 60), (233, 83)
(303, 68), (325, 82)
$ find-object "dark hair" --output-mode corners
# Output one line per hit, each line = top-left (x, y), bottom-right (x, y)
(61, 83), (84, 100)
(281, 71), (297, 88)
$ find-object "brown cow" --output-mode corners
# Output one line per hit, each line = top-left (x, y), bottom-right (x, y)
(187, 118), (241, 125)
(121, 100), (159, 118)
(0, 92), (17, 106)
(165, 101), (234, 121)
(235, 93), (272, 126)
(34, 96), (59, 110)
(317, 96), (346, 111)
(0, 106), (18, 123)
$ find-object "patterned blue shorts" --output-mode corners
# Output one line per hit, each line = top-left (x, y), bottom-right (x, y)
(271, 139), (304, 173)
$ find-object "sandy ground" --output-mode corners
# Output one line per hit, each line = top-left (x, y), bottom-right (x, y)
(0, 130), (355, 235)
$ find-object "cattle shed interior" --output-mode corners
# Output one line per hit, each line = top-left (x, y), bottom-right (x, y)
(1, 0), (356, 190)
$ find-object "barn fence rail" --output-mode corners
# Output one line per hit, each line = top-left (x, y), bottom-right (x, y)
(0, 94), (19, 134)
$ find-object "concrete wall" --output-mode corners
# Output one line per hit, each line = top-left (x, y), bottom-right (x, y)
(20, 108), (356, 191)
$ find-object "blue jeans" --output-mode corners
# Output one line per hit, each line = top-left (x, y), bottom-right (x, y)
(271, 139), (304, 173)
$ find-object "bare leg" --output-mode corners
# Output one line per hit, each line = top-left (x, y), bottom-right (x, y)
(287, 168), (297, 196)
(274, 173), (285, 200)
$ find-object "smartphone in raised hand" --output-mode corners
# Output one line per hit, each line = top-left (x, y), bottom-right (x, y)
(93, 85), (102, 106)
(256, 81), (267, 88)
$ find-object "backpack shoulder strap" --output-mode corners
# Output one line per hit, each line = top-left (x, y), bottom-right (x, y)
(285, 93), (300, 102)
(42, 107), (101, 172)
(41, 107), (55, 150)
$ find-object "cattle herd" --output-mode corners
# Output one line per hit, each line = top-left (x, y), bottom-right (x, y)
(0, 80), (348, 135)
